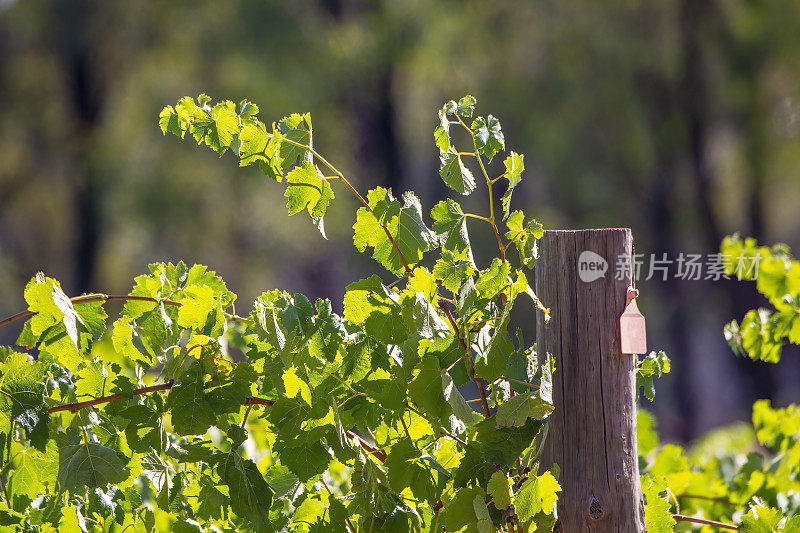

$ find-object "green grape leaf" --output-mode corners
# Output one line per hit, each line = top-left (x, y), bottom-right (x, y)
(121, 404), (166, 453)
(278, 441), (331, 482)
(0, 351), (48, 434)
(444, 486), (489, 533)
(433, 249), (475, 294)
(206, 361), (257, 414)
(637, 410), (659, 457)
(75, 362), (108, 398)
(408, 357), (452, 429)
(21, 273), (106, 363)
(239, 121), (268, 164)
(431, 199), (472, 257)
(783, 516), (800, 533)
(343, 276), (410, 345)
(434, 109), (451, 154)
(450, 95), (477, 118)
(58, 505), (87, 532)
(142, 450), (171, 492)
(636, 350), (671, 402)
(505, 210), (542, 268)
(442, 371), (481, 431)
(419, 335), (470, 388)
(500, 152), (524, 218)
(740, 507), (785, 533)
(495, 389), (553, 428)
(239, 99), (259, 119)
(473, 416), (541, 468)
(471, 115), (504, 162)
(738, 309), (784, 363)
(458, 276), (477, 317)
(439, 150), (476, 195)
(57, 441), (129, 492)
(216, 452), (274, 532)
(515, 471), (561, 520)
(752, 400), (800, 450)
(0, 507), (25, 528)
(353, 187), (437, 275)
(176, 285), (217, 330)
(486, 471), (513, 510)
(385, 438), (438, 505)
(188, 98), (241, 154)
(10, 440), (58, 501)
(641, 475), (677, 533)
(25, 274), (73, 339)
(407, 292), (450, 340)
(475, 305), (513, 383)
(282, 366), (312, 405)
(284, 161), (334, 234)
(277, 112), (312, 168)
(475, 258), (511, 302)
(406, 266), (439, 303)
(167, 363), (216, 436)
(452, 442), (494, 489)
(159, 105), (186, 137)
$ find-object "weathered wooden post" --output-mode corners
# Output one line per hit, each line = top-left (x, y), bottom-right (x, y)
(535, 229), (645, 532)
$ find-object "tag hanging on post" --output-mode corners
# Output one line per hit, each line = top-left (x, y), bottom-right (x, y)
(620, 286), (647, 355)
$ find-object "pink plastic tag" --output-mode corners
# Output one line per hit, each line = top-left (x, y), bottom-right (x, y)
(620, 287), (647, 355)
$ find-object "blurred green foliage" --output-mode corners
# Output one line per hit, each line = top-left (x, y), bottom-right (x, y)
(2, 0), (800, 440)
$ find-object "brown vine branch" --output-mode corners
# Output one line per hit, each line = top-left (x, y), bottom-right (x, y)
(438, 301), (491, 418)
(0, 294), (180, 329)
(48, 381), (176, 413)
(48, 385), (387, 463)
(0, 474), (9, 505)
(672, 514), (738, 530)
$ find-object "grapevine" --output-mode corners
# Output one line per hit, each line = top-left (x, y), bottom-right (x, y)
(0, 95), (557, 532)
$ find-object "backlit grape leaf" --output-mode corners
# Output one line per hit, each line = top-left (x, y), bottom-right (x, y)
(0, 351), (48, 434)
(475, 305), (513, 383)
(501, 152), (524, 218)
(408, 357), (452, 429)
(636, 350), (671, 402)
(505, 210), (542, 268)
(353, 188), (437, 276)
(188, 99), (240, 154)
(439, 150), (476, 195)
(58, 441), (129, 492)
(167, 363), (215, 436)
(495, 389), (553, 428)
(473, 416), (541, 468)
(277, 112), (312, 168)
(514, 471), (561, 520)
(284, 161), (334, 236)
(431, 199), (472, 257)
(471, 115), (504, 162)
(10, 440), (58, 501)
(486, 471), (513, 510)
(641, 475), (677, 533)
(433, 249), (475, 294)
(216, 452), (274, 532)
(444, 486), (487, 533)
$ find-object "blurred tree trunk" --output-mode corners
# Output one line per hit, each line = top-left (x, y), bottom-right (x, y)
(680, 0), (775, 402)
(637, 69), (697, 440)
(56, 0), (106, 295)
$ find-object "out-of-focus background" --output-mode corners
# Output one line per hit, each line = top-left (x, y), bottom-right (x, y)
(1, 0), (798, 443)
